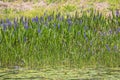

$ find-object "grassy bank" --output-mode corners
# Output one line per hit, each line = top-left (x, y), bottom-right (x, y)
(0, 9), (120, 68)
(0, 0), (120, 18)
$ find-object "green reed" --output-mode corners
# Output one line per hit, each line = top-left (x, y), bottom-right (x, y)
(0, 10), (120, 68)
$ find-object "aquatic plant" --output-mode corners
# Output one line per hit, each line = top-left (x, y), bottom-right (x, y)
(0, 10), (120, 68)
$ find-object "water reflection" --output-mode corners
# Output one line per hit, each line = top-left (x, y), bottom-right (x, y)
(0, 67), (120, 80)
(4, 77), (47, 80)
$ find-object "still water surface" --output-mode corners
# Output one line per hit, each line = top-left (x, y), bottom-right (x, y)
(0, 67), (120, 80)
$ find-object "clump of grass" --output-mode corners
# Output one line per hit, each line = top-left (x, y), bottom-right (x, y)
(63, 4), (77, 12)
(0, 9), (120, 69)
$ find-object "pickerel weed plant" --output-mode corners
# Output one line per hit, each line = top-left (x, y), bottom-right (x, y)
(0, 9), (120, 68)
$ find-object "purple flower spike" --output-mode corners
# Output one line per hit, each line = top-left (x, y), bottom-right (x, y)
(14, 19), (17, 26)
(14, 20), (18, 30)
(14, 18), (18, 24)
(20, 16), (25, 24)
(109, 29), (112, 35)
(80, 20), (82, 24)
(106, 44), (110, 52)
(48, 16), (51, 21)
(32, 16), (39, 22)
(35, 16), (39, 22)
(14, 23), (17, 30)
(57, 12), (61, 20)
(54, 23), (56, 28)
(24, 22), (29, 29)
(8, 21), (12, 27)
(116, 9), (119, 17)
(6, 19), (12, 27)
(3, 23), (7, 31)
(67, 18), (72, 26)
(32, 18), (35, 22)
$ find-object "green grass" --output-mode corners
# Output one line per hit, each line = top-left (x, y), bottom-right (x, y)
(0, 9), (120, 69)
(0, 0), (120, 19)
(62, 4), (77, 12)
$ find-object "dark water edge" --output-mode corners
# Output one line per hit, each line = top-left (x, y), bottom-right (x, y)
(0, 66), (120, 80)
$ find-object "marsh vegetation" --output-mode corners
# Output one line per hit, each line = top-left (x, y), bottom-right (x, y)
(0, 0), (120, 79)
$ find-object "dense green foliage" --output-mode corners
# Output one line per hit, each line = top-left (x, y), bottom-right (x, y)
(0, 9), (120, 68)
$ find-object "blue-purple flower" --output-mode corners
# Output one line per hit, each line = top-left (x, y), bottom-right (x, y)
(14, 20), (18, 30)
(3, 23), (7, 31)
(114, 45), (117, 50)
(24, 22), (29, 29)
(38, 28), (41, 33)
(48, 16), (51, 21)
(54, 23), (56, 28)
(32, 16), (39, 22)
(109, 29), (112, 34)
(116, 9), (119, 17)
(32, 18), (35, 22)
(80, 20), (82, 24)
(6, 19), (12, 27)
(56, 12), (61, 20)
(67, 18), (72, 26)
(106, 44), (110, 51)
(35, 16), (39, 22)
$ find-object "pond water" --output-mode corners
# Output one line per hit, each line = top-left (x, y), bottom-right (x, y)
(0, 67), (120, 80)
